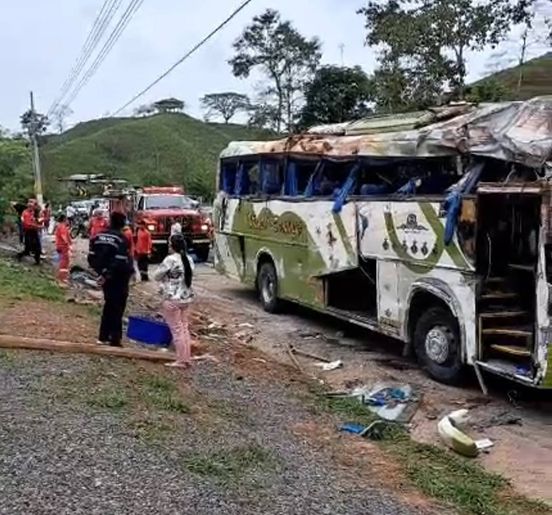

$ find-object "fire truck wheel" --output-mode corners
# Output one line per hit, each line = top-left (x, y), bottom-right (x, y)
(195, 245), (210, 263)
(257, 261), (281, 314)
(413, 306), (464, 385)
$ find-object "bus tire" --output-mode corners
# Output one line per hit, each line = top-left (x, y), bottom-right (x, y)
(413, 306), (464, 385)
(257, 262), (280, 313)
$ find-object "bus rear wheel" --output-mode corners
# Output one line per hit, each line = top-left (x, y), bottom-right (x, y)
(413, 306), (464, 385)
(257, 262), (280, 313)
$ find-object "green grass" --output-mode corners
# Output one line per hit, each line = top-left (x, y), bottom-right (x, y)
(312, 392), (550, 515)
(183, 443), (276, 483)
(41, 113), (275, 201)
(135, 373), (191, 414)
(0, 258), (64, 302)
(87, 388), (128, 410)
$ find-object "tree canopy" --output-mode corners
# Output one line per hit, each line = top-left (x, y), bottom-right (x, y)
(229, 9), (321, 132)
(299, 66), (373, 128)
(359, 0), (531, 109)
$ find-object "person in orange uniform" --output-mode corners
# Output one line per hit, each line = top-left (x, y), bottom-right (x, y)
(17, 199), (42, 265)
(54, 214), (72, 284)
(89, 209), (108, 239)
(135, 220), (153, 281)
(122, 221), (137, 280)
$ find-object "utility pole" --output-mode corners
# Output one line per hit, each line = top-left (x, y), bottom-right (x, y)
(29, 91), (44, 206)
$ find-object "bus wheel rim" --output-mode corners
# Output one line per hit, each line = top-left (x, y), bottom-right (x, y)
(425, 326), (451, 364)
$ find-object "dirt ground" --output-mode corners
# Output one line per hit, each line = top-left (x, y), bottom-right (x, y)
(3, 235), (552, 506)
(189, 265), (552, 505)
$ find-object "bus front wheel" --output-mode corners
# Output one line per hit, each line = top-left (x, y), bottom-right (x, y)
(257, 262), (280, 313)
(413, 306), (463, 385)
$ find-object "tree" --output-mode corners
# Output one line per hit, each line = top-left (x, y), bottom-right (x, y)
(247, 102), (280, 130)
(299, 66), (373, 128)
(359, 0), (530, 107)
(229, 9), (321, 132)
(465, 78), (509, 102)
(52, 104), (73, 134)
(200, 92), (250, 123)
(0, 138), (32, 222)
(153, 98), (185, 113)
(20, 109), (49, 137)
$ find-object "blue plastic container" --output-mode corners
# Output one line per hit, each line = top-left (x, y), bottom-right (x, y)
(127, 316), (172, 347)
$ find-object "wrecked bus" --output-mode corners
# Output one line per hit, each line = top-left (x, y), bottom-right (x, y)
(213, 97), (552, 388)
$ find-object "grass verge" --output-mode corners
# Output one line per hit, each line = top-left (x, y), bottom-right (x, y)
(311, 392), (550, 515)
(0, 258), (64, 302)
(183, 443), (276, 484)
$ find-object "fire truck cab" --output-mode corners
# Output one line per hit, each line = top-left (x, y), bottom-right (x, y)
(134, 186), (212, 261)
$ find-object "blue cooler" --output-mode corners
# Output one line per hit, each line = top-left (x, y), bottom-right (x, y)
(127, 316), (172, 347)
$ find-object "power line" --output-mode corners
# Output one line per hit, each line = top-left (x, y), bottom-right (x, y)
(62, 0), (144, 110)
(113, 0), (254, 116)
(48, 0), (122, 116)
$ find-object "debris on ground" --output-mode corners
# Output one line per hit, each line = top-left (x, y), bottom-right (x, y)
(289, 345), (332, 363)
(473, 410), (523, 430)
(339, 419), (397, 440)
(437, 409), (494, 458)
(348, 383), (420, 423)
(315, 360), (343, 372)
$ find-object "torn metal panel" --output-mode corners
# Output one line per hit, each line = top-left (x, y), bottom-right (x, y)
(221, 97), (552, 168)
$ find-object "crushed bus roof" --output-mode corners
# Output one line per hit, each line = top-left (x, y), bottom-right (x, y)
(220, 97), (552, 168)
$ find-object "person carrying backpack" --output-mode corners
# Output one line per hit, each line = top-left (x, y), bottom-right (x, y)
(88, 212), (134, 347)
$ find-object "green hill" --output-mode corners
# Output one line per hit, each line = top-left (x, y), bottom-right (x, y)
(474, 51), (552, 100)
(41, 113), (273, 201)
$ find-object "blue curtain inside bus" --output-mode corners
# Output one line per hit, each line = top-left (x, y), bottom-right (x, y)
(332, 163), (360, 213)
(304, 162), (324, 197)
(260, 160), (281, 194)
(234, 163), (250, 195)
(221, 164), (236, 193)
(284, 162), (299, 196)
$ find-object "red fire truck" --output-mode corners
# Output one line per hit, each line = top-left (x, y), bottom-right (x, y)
(107, 186), (213, 261)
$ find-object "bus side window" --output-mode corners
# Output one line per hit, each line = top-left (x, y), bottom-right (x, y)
(220, 163), (237, 193)
(260, 160), (282, 195)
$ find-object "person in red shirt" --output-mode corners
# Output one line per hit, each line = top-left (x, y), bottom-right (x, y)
(17, 199), (42, 265)
(89, 209), (108, 239)
(135, 221), (153, 281)
(54, 214), (72, 284)
(42, 202), (52, 235)
(122, 222), (137, 281)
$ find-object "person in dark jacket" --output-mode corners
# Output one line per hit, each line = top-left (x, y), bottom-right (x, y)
(88, 212), (134, 347)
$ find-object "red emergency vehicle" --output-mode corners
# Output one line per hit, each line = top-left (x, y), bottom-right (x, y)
(132, 187), (212, 261)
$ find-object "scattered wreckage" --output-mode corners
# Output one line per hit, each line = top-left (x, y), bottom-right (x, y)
(213, 97), (552, 389)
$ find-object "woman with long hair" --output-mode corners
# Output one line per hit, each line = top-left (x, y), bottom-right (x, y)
(153, 234), (194, 368)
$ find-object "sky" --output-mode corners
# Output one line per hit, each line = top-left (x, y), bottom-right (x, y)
(0, 0), (549, 131)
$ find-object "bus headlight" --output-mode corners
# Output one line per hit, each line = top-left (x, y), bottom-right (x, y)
(147, 224), (156, 232)
(201, 224), (209, 232)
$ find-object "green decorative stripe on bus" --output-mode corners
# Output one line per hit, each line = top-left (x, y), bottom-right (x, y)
(419, 203), (471, 270)
(384, 203), (471, 273)
(332, 212), (355, 263)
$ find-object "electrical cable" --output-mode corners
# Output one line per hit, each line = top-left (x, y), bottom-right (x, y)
(62, 0), (144, 110)
(113, 0), (254, 116)
(48, 0), (122, 116)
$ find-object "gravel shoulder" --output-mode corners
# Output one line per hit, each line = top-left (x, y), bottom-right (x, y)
(0, 350), (433, 515)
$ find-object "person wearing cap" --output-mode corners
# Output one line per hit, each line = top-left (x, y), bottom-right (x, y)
(135, 220), (153, 281)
